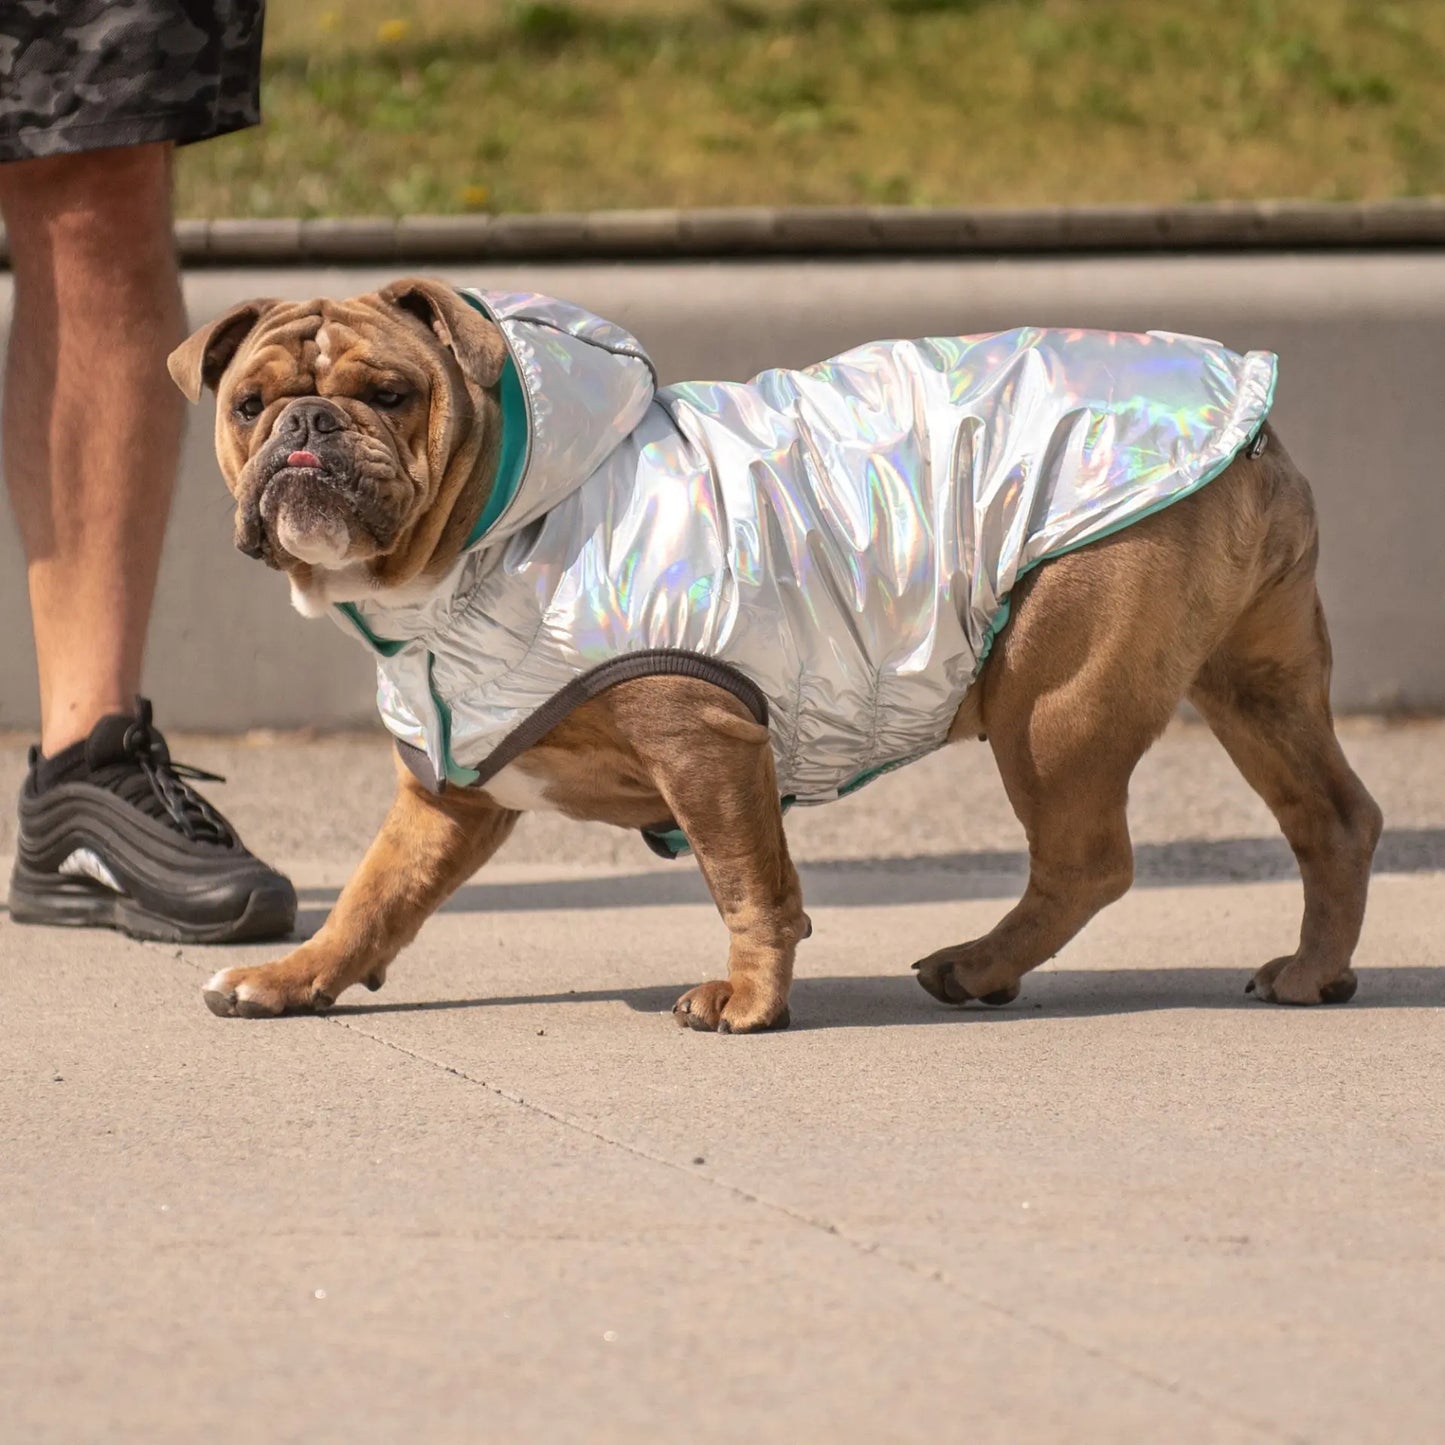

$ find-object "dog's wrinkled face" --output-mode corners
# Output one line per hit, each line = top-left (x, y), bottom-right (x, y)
(169, 277), (507, 612)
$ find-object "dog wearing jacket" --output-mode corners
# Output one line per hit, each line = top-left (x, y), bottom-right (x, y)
(170, 278), (1381, 1029)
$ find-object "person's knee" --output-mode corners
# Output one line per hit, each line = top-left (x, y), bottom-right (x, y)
(0, 143), (174, 243)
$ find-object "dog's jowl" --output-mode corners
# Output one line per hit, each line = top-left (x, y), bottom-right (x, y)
(170, 279), (1382, 1028)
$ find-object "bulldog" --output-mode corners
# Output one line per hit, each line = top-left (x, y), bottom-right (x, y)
(170, 277), (1382, 1030)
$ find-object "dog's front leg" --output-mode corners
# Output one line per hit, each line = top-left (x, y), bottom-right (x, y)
(633, 696), (806, 1034)
(202, 757), (517, 1018)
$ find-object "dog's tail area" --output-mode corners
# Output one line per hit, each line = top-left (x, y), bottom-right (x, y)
(1239, 424), (1322, 590)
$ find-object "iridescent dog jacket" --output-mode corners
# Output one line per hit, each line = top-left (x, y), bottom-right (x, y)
(334, 290), (1277, 835)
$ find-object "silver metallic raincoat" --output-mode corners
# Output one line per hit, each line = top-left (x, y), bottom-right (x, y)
(334, 290), (1276, 833)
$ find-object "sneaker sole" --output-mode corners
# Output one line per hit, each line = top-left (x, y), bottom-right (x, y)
(6, 870), (296, 945)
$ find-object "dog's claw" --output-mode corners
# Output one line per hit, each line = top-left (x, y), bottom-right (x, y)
(203, 987), (237, 1018)
(1244, 978), (1256, 994)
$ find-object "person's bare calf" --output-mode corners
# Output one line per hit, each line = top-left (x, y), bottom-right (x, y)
(0, 143), (185, 753)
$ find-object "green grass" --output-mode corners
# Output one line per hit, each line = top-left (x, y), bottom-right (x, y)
(175, 0), (1445, 217)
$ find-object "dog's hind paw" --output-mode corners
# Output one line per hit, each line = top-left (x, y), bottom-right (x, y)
(913, 946), (1021, 1008)
(1247, 955), (1358, 1005)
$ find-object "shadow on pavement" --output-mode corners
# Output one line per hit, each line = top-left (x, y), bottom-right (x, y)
(296, 827), (1444, 934)
(331, 965), (1444, 1027)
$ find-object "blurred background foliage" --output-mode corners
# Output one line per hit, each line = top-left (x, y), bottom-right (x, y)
(176, 0), (1445, 216)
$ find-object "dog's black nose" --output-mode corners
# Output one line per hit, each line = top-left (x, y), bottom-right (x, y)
(279, 397), (346, 443)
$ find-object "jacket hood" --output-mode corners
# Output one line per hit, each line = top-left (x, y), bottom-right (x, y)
(456, 289), (658, 549)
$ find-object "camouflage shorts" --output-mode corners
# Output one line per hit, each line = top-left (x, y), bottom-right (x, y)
(0, 1), (264, 163)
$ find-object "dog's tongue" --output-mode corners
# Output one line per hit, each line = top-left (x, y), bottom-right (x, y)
(287, 450), (321, 468)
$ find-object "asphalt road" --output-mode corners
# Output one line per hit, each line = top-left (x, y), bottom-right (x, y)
(3, 719), (1443, 1443)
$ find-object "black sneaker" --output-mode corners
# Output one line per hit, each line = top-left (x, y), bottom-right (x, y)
(8, 697), (296, 944)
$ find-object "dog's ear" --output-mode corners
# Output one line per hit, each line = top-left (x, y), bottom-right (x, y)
(380, 276), (507, 388)
(168, 298), (280, 403)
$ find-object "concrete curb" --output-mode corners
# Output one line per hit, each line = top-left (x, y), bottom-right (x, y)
(2, 252), (1444, 727)
(2, 200), (1444, 266)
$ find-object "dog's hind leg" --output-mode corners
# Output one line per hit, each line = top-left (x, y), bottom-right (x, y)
(915, 544), (1200, 1008)
(1188, 563), (1382, 1005)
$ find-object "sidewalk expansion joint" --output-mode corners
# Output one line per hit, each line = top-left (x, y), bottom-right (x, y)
(323, 1003), (1301, 1445)
(169, 938), (1299, 1441)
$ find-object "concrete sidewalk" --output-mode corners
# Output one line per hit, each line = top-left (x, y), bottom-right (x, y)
(3, 720), (1442, 1443)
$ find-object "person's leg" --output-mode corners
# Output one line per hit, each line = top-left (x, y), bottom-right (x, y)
(2, 139), (294, 944)
(0, 3), (290, 945)
(0, 142), (185, 754)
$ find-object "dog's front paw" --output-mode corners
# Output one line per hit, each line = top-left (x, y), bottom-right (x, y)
(673, 980), (790, 1034)
(1246, 954), (1358, 1006)
(202, 956), (337, 1019)
(912, 944), (1021, 1007)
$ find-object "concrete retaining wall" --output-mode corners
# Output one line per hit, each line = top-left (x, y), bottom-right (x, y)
(2, 252), (1442, 730)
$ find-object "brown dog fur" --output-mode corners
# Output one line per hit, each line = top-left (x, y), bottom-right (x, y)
(171, 281), (1382, 1029)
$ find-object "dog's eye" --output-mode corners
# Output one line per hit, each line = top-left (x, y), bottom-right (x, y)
(234, 395), (264, 422)
(372, 389), (407, 410)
